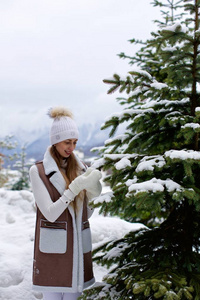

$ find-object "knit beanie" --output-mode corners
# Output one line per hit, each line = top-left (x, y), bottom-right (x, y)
(48, 107), (79, 145)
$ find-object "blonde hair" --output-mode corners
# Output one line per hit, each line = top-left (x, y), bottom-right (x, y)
(50, 145), (85, 211)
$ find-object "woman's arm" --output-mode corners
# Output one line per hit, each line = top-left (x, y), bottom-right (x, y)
(29, 165), (75, 222)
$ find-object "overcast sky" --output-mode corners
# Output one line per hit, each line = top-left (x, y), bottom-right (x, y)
(0, 0), (160, 137)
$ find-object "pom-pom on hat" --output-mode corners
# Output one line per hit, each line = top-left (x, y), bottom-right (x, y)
(48, 107), (79, 145)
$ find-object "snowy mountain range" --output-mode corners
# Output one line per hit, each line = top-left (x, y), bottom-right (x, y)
(1, 122), (110, 163)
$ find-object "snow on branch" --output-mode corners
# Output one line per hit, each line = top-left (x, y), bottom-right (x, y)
(104, 242), (129, 260)
(135, 155), (166, 172)
(162, 22), (187, 34)
(150, 81), (168, 90)
(129, 69), (168, 91)
(143, 98), (190, 109)
(162, 46), (177, 52)
(181, 123), (200, 130)
(104, 108), (155, 124)
(104, 154), (137, 161)
(104, 112), (122, 122)
(114, 157), (131, 170)
(105, 134), (127, 146)
(129, 68), (152, 80)
(91, 158), (105, 169)
(93, 192), (113, 205)
(127, 178), (182, 195)
(165, 150), (200, 161)
(92, 154), (136, 170)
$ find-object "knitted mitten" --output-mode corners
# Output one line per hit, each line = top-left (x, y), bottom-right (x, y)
(69, 167), (102, 196)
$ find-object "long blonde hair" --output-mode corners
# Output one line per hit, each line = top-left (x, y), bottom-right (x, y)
(50, 145), (85, 210)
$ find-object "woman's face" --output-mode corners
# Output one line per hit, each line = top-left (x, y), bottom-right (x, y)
(54, 139), (78, 158)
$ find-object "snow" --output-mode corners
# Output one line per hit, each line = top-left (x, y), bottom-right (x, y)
(165, 149), (200, 160)
(181, 123), (200, 130)
(93, 191), (113, 204)
(103, 243), (128, 260)
(104, 112), (121, 122)
(90, 209), (145, 250)
(132, 87), (143, 96)
(103, 108), (154, 123)
(0, 187), (145, 299)
(136, 155), (166, 172)
(114, 157), (131, 170)
(162, 22), (187, 33)
(130, 68), (152, 79)
(104, 154), (133, 160)
(102, 102), (190, 129)
(126, 177), (138, 187)
(162, 46), (177, 52)
(143, 98), (189, 109)
(127, 178), (182, 195)
(90, 157), (105, 169)
(127, 178), (165, 194)
(105, 134), (127, 146)
(91, 154), (137, 170)
(150, 81), (168, 90)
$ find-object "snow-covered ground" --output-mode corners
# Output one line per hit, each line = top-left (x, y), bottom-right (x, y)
(0, 187), (145, 300)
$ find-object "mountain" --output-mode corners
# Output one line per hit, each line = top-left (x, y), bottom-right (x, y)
(0, 122), (110, 164)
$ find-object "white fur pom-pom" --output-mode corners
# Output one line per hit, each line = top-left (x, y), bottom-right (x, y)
(48, 106), (73, 119)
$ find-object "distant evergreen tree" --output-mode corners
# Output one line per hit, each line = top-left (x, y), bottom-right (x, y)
(11, 144), (34, 190)
(0, 135), (18, 159)
(80, 0), (200, 299)
(0, 135), (18, 187)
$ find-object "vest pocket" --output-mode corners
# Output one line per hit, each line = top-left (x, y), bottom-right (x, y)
(82, 221), (92, 253)
(39, 219), (67, 254)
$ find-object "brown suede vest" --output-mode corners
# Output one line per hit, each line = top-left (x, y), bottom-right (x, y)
(33, 161), (94, 289)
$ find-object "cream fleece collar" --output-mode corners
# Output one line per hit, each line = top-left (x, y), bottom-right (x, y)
(43, 146), (86, 195)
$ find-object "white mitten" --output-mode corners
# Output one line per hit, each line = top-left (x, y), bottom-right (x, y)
(84, 168), (102, 199)
(86, 179), (102, 200)
(69, 167), (102, 196)
(85, 168), (102, 199)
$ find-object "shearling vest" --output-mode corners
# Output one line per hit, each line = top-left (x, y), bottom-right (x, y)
(33, 161), (94, 292)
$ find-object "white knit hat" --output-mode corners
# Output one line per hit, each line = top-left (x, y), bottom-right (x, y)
(48, 107), (79, 145)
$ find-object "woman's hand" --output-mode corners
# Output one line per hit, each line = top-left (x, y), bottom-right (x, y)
(84, 168), (102, 199)
(69, 167), (102, 196)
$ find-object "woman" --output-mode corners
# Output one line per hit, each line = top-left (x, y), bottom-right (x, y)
(29, 107), (102, 300)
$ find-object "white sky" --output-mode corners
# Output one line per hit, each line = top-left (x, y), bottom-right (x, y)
(0, 0), (161, 136)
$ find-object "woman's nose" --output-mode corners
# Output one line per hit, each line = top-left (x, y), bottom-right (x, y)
(69, 143), (75, 150)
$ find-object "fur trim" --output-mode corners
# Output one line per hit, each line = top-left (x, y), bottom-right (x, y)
(48, 106), (73, 119)
(43, 146), (66, 195)
(43, 146), (87, 196)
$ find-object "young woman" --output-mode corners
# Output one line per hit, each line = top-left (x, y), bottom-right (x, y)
(29, 107), (102, 300)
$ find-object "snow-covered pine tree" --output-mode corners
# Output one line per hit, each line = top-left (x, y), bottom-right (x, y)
(80, 0), (200, 299)
(11, 144), (34, 190)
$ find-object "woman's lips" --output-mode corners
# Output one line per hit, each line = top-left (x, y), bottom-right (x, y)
(65, 150), (71, 155)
